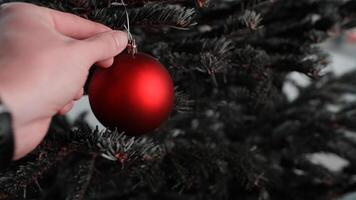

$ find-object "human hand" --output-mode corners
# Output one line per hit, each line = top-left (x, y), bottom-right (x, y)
(0, 2), (128, 159)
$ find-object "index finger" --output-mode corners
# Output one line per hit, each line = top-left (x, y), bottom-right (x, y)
(44, 6), (111, 39)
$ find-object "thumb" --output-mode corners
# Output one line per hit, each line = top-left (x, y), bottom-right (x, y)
(75, 30), (128, 66)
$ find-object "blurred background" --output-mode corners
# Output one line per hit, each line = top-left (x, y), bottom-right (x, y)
(64, 29), (356, 200)
(66, 29), (356, 199)
(67, 30), (356, 130)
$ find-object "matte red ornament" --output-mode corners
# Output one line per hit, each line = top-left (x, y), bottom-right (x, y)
(88, 52), (174, 136)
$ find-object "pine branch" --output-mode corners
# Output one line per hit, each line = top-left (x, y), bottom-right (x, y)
(174, 89), (195, 113)
(269, 51), (328, 80)
(39, 153), (96, 200)
(49, 0), (209, 9)
(65, 155), (96, 200)
(224, 10), (263, 34)
(0, 146), (72, 199)
(86, 139), (264, 199)
(0, 1), (197, 29)
(49, 128), (166, 166)
(152, 37), (233, 71)
(198, 9), (263, 40)
(198, 0), (276, 23)
(42, 115), (165, 167)
(92, 3), (196, 29)
(163, 140), (263, 194)
(115, 0), (209, 7)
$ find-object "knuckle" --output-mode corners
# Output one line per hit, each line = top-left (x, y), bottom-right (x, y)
(95, 23), (111, 32)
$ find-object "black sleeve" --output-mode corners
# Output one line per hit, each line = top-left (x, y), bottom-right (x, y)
(0, 111), (14, 170)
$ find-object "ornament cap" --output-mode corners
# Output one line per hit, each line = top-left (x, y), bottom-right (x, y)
(127, 39), (137, 56)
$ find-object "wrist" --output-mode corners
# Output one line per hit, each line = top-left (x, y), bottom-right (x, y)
(0, 74), (53, 160)
(0, 85), (50, 160)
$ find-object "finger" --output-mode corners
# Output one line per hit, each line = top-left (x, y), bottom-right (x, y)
(96, 58), (114, 68)
(73, 30), (128, 67)
(58, 101), (75, 115)
(45, 6), (111, 39)
(74, 88), (84, 100)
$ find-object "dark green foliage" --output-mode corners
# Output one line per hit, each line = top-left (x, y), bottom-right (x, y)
(1, 0), (356, 199)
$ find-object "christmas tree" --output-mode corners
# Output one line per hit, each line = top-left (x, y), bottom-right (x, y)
(1, 0), (356, 199)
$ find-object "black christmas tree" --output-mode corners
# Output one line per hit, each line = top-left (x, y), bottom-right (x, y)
(1, 0), (356, 199)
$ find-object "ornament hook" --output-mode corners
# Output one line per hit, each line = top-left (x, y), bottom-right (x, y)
(120, 0), (137, 56)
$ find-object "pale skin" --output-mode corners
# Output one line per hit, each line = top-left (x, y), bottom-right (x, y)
(0, 2), (128, 160)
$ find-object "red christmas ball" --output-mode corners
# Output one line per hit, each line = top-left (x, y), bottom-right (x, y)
(88, 52), (174, 135)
